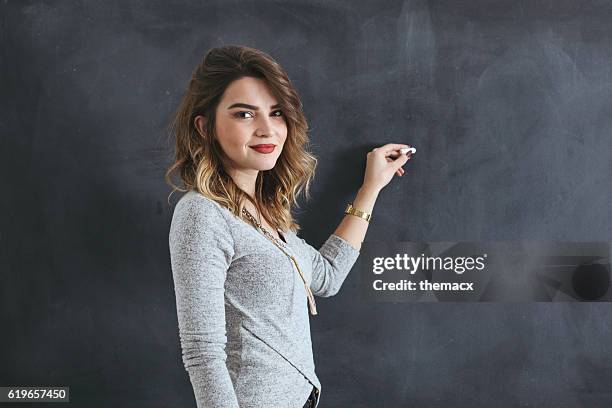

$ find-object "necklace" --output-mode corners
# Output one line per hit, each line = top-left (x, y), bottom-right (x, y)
(242, 208), (288, 249)
(242, 207), (318, 315)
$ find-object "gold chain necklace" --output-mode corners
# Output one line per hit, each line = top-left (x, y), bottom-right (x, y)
(241, 207), (318, 315)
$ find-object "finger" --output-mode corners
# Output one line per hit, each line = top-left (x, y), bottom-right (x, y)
(390, 153), (410, 168)
(385, 148), (416, 160)
(387, 151), (404, 160)
(400, 153), (413, 162)
(388, 154), (409, 163)
(377, 143), (411, 156)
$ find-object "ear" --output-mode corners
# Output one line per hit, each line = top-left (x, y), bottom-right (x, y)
(194, 115), (207, 137)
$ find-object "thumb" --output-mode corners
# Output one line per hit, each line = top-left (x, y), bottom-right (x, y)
(391, 153), (409, 169)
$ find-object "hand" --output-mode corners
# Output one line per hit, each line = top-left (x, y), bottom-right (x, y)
(362, 143), (413, 192)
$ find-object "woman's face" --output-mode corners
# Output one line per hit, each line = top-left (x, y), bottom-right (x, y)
(212, 76), (287, 173)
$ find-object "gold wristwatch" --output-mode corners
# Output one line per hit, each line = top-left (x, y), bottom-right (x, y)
(344, 202), (371, 222)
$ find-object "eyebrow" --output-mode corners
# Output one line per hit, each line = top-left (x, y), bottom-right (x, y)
(226, 103), (282, 111)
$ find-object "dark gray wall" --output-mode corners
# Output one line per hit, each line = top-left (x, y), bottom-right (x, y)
(2, 0), (611, 407)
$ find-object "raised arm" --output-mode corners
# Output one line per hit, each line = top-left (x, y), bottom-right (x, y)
(169, 195), (239, 408)
(333, 143), (413, 251)
(301, 143), (413, 298)
(331, 184), (379, 251)
(297, 184), (378, 298)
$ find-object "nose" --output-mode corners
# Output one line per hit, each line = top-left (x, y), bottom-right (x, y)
(254, 114), (276, 138)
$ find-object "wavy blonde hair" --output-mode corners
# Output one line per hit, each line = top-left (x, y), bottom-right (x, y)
(165, 45), (318, 233)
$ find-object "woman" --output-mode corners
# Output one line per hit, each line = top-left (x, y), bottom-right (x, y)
(166, 45), (413, 408)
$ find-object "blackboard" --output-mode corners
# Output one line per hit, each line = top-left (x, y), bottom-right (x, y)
(2, 0), (611, 406)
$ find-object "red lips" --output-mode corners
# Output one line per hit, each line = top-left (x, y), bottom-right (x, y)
(250, 144), (276, 154)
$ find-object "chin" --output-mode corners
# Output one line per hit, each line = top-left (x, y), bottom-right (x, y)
(258, 161), (277, 171)
(253, 155), (280, 171)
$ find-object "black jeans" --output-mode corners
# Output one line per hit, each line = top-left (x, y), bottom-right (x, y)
(302, 386), (318, 408)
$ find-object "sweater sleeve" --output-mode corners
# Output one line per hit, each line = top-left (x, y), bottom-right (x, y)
(297, 233), (361, 298)
(169, 195), (240, 408)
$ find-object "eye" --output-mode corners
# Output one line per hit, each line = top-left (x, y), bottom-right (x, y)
(234, 111), (254, 119)
(233, 110), (284, 119)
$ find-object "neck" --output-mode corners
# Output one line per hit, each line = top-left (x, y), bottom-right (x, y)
(227, 166), (258, 197)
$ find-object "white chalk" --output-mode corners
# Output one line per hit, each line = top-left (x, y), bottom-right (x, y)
(400, 146), (416, 155)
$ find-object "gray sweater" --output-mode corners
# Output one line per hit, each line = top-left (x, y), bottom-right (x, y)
(169, 190), (361, 408)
